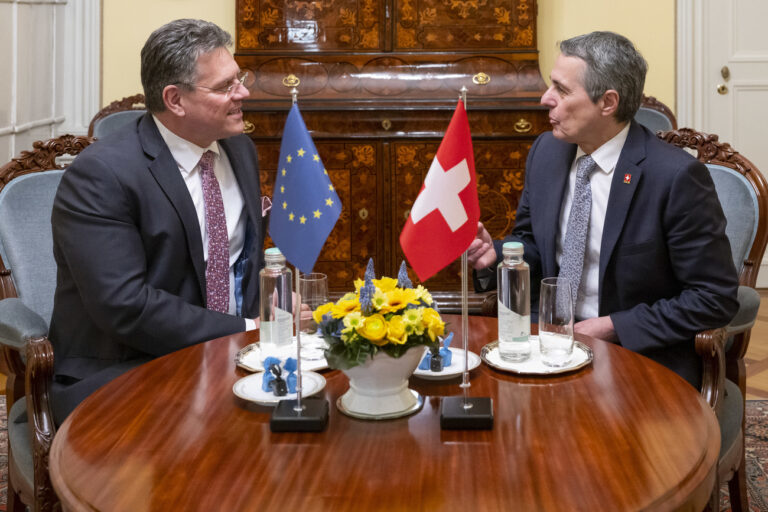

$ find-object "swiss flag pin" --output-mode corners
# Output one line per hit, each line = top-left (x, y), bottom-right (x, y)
(623, 173), (632, 184)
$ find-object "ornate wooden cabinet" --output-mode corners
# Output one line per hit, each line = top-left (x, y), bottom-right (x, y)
(235, 0), (548, 301)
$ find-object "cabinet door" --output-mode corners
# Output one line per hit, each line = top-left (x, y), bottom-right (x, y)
(257, 140), (383, 291)
(237, 0), (386, 52)
(394, 0), (536, 51)
(392, 138), (531, 288)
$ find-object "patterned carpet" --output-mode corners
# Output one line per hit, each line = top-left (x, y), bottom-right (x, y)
(0, 398), (763, 510)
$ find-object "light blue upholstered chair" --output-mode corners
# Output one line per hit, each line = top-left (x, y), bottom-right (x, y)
(87, 93), (146, 139)
(635, 94), (677, 133)
(660, 128), (768, 512)
(0, 134), (93, 511)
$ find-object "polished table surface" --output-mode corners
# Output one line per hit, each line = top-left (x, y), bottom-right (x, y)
(50, 315), (719, 511)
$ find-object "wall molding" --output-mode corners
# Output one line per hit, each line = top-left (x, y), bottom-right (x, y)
(0, 117), (66, 136)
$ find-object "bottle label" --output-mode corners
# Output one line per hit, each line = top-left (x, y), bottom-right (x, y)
(260, 306), (292, 346)
(498, 301), (530, 342)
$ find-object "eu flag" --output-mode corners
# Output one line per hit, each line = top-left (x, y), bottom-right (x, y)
(269, 104), (342, 273)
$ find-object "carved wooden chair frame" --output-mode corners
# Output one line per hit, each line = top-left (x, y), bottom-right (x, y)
(86, 93), (146, 138)
(0, 133), (94, 512)
(640, 94), (678, 130)
(659, 127), (768, 512)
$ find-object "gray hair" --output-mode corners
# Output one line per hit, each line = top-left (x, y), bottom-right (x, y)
(141, 19), (233, 113)
(559, 31), (647, 123)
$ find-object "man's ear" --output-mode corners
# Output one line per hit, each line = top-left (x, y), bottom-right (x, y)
(600, 89), (620, 117)
(162, 85), (186, 117)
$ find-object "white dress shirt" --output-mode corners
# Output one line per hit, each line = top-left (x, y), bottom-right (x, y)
(153, 116), (248, 319)
(556, 123), (631, 320)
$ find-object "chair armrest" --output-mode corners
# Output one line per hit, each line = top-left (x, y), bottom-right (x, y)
(0, 298), (48, 351)
(726, 285), (760, 337)
(696, 327), (727, 413)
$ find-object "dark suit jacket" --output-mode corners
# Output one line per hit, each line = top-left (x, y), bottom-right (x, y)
(49, 114), (265, 423)
(488, 121), (739, 387)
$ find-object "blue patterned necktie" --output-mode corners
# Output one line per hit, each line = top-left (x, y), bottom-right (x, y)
(199, 150), (230, 313)
(558, 155), (598, 308)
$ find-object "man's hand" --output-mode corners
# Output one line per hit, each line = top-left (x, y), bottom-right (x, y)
(467, 222), (498, 269)
(574, 316), (618, 343)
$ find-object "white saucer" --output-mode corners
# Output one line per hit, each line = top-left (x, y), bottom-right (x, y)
(235, 334), (328, 372)
(480, 336), (593, 375)
(232, 371), (326, 406)
(412, 348), (481, 380)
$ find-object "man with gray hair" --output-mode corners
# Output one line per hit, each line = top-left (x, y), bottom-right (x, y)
(49, 19), (265, 423)
(468, 31), (739, 388)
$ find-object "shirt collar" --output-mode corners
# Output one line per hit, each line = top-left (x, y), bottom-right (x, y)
(152, 114), (220, 174)
(574, 122), (631, 175)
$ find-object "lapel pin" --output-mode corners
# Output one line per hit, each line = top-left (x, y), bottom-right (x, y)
(623, 173), (632, 184)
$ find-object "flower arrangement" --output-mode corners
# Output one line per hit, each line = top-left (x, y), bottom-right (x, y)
(313, 260), (446, 370)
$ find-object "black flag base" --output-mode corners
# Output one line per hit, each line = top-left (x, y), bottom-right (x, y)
(270, 398), (329, 432)
(440, 396), (494, 430)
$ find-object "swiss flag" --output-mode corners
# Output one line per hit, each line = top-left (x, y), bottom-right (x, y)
(400, 100), (479, 281)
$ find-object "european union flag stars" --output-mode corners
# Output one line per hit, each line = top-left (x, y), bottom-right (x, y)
(269, 104), (342, 274)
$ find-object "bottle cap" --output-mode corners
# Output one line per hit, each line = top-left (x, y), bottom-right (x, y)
(502, 241), (523, 256)
(265, 247), (282, 256)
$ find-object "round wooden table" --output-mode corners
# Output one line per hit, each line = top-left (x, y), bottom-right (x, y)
(49, 315), (719, 511)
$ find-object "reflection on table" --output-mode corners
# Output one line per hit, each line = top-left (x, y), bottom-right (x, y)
(50, 315), (719, 511)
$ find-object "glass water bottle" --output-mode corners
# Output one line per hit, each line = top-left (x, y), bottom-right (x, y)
(259, 247), (293, 362)
(497, 241), (531, 362)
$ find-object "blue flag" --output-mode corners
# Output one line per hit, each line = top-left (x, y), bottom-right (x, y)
(269, 104), (341, 273)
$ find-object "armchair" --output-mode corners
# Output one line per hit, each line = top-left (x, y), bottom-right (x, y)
(0, 134), (94, 511)
(634, 94), (677, 133)
(87, 93), (146, 139)
(660, 127), (768, 512)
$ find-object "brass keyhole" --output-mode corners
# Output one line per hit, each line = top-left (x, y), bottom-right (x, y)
(717, 84), (729, 95)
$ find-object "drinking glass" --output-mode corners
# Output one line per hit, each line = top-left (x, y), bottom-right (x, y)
(538, 277), (575, 367)
(298, 273), (329, 360)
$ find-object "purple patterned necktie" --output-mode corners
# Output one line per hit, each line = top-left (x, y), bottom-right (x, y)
(558, 154), (597, 308)
(199, 150), (229, 313)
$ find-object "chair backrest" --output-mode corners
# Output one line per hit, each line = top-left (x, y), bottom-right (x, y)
(92, 109), (146, 139)
(0, 172), (64, 324)
(658, 128), (768, 287)
(0, 135), (94, 320)
(87, 93), (146, 138)
(635, 94), (678, 133)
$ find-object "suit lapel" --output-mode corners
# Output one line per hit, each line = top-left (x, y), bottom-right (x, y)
(220, 138), (261, 231)
(139, 115), (207, 296)
(599, 122), (646, 294)
(537, 142), (576, 276)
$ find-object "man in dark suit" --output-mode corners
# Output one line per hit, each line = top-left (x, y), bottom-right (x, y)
(468, 31), (739, 388)
(49, 19), (266, 424)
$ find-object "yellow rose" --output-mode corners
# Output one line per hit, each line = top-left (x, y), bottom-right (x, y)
(359, 314), (388, 345)
(312, 302), (334, 324)
(422, 307), (445, 341)
(332, 296), (360, 318)
(386, 315), (408, 345)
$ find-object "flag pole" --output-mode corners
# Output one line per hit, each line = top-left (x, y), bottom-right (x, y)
(459, 87), (471, 409)
(292, 86), (304, 413)
(294, 265), (304, 412)
(269, 86), (331, 432)
(439, 87), (493, 430)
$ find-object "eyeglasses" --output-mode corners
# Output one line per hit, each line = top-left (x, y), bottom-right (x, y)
(182, 71), (248, 96)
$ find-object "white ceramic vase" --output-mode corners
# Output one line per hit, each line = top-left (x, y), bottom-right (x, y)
(338, 346), (426, 419)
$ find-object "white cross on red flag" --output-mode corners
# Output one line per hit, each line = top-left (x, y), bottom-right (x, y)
(400, 100), (479, 281)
